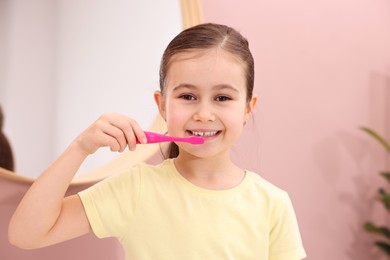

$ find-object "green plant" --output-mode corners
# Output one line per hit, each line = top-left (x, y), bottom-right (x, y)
(361, 126), (390, 256)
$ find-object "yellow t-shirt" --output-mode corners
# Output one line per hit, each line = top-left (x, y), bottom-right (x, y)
(79, 159), (306, 260)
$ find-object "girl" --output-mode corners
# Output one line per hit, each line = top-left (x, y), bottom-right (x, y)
(9, 23), (306, 259)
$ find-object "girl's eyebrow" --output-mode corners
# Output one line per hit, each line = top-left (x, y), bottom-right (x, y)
(172, 84), (197, 92)
(172, 83), (240, 93)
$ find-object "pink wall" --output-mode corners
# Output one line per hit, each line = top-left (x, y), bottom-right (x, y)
(199, 0), (390, 259)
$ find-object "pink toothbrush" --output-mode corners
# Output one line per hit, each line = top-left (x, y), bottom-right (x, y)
(137, 131), (204, 145)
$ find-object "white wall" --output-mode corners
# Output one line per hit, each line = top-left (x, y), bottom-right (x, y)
(1, 0), (57, 176)
(1, 0), (182, 177)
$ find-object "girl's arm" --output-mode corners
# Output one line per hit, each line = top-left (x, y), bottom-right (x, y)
(8, 113), (146, 249)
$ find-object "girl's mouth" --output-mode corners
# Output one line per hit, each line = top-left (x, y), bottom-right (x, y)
(187, 130), (221, 137)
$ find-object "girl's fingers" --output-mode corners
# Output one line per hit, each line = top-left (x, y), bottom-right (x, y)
(77, 113), (147, 155)
(100, 122), (126, 152)
(125, 120), (147, 148)
(101, 113), (146, 152)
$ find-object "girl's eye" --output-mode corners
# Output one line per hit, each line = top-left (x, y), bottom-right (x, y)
(215, 95), (231, 102)
(179, 94), (196, 101)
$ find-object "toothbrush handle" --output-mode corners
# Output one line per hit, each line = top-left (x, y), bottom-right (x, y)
(136, 131), (204, 144)
(136, 131), (170, 144)
(144, 132), (170, 143)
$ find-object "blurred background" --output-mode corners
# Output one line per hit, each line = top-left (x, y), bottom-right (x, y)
(1, 0), (390, 259)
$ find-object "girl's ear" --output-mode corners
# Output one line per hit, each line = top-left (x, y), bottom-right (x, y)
(154, 91), (166, 120)
(244, 95), (258, 122)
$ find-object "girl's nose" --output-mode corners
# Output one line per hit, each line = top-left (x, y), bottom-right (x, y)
(192, 103), (216, 122)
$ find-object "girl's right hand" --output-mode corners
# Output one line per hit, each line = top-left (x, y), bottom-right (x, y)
(9, 112), (146, 249)
(73, 113), (147, 156)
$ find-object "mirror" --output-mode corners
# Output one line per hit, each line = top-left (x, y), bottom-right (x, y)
(0, 0), (202, 180)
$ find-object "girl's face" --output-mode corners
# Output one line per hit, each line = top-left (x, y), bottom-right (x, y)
(154, 49), (257, 159)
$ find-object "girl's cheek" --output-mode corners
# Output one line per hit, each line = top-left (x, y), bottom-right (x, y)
(166, 103), (187, 124)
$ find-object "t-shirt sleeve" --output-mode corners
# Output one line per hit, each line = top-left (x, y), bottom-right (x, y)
(269, 192), (306, 260)
(78, 165), (141, 239)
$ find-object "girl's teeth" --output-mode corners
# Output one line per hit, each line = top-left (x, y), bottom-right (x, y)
(191, 131), (218, 137)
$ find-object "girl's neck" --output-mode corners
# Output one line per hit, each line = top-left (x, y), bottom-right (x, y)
(173, 153), (245, 190)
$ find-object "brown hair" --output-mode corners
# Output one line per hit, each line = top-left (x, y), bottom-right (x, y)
(159, 23), (255, 158)
(0, 106), (14, 171)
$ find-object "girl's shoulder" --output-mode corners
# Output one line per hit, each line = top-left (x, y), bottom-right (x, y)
(245, 171), (289, 199)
